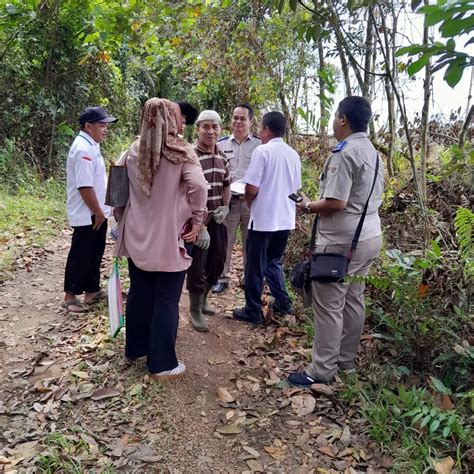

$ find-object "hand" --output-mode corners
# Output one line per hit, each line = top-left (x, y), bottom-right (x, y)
(296, 194), (310, 214)
(213, 205), (229, 224)
(182, 223), (200, 243)
(195, 227), (210, 250)
(93, 213), (106, 230)
(113, 207), (125, 223)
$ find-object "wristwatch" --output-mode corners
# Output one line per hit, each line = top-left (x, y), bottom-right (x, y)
(304, 202), (312, 214)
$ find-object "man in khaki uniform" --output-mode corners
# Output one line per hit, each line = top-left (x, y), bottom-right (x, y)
(288, 96), (384, 387)
(211, 104), (261, 293)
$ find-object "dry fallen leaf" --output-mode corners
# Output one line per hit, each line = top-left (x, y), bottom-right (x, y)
(242, 446), (260, 458)
(216, 423), (243, 435)
(216, 387), (235, 403)
(90, 387), (121, 401)
(71, 370), (89, 379)
(310, 383), (334, 396)
(340, 426), (351, 447)
(291, 394), (316, 416)
(246, 459), (264, 472)
(433, 456), (454, 474)
(318, 445), (336, 458)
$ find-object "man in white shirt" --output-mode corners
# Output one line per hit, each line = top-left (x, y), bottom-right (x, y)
(212, 104), (261, 294)
(233, 112), (301, 325)
(63, 106), (117, 313)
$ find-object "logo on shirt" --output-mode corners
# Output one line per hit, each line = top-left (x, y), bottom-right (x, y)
(82, 156), (92, 161)
(328, 165), (339, 175)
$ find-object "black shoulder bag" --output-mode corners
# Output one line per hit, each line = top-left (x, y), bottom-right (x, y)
(309, 155), (380, 283)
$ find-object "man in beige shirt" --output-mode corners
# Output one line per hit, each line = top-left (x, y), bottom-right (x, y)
(212, 104), (261, 294)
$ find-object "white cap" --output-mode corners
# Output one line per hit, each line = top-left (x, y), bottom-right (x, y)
(196, 110), (221, 124)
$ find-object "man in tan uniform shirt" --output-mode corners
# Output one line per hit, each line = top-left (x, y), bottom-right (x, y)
(288, 96), (384, 387)
(211, 104), (261, 293)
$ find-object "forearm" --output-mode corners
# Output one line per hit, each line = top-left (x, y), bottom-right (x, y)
(306, 198), (347, 216)
(78, 187), (104, 216)
(244, 184), (258, 208)
(222, 185), (231, 206)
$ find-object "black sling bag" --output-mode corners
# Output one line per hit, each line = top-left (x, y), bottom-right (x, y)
(308, 155), (380, 283)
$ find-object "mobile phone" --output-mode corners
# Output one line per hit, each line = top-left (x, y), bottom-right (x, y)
(288, 193), (303, 203)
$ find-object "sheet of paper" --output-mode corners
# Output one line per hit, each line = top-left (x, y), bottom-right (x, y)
(230, 180), (246, 196)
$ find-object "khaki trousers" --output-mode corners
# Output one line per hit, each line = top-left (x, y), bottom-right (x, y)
(305, 235), (382, 381)
(219, 197), (250, 283)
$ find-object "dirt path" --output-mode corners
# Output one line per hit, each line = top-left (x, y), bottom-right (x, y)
(0, 231), (390, 473)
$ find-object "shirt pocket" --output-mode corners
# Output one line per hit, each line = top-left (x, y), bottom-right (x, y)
(242, 152), (253, 170)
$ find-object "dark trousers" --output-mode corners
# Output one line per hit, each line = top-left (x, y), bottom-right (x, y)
(125, 259), (186, 373)
(187, 220), (227, 294)
(244, 229), (292, 316)
(64, 217), (107, 295)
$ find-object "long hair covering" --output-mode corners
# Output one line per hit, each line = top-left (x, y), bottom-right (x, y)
(136, 98), (198, 196)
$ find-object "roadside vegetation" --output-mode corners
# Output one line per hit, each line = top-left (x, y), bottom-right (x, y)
(0, 0), (472, 471)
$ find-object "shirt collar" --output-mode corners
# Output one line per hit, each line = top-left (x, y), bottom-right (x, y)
(345, 132), (367, 141)
(79, 131), (98, 146)
(195, 140), (219, 155)
(269, 137), (284, 143)
(230, 133), (254, 144)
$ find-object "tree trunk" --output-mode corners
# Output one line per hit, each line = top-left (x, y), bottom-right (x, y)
(419, 0), (431, 203)
(336, 39), (351, 97)
(317, 38), (328, 137)
(362, 13), (374, 99)
(381, 9), (395, 176)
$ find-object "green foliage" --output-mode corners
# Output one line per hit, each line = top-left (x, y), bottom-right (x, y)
(398, 0), (474, 87)
(0, 174), (66, 280)
(339, 368), (471, 472)
(454, 207), (474, 278)
(364, 240), (472, 390)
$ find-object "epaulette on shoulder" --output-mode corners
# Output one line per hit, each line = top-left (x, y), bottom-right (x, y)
(218, 136), (230, 142)
(332, 140), (347, 153)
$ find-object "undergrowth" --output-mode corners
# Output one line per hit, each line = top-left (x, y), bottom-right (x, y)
(0, 178), (66, 279)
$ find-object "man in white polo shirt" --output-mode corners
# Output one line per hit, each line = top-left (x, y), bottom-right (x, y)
(233, 112), (301, 325)
(63, 106), (117, 313)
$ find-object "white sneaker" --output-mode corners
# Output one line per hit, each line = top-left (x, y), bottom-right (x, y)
(150, 361), (186, 381)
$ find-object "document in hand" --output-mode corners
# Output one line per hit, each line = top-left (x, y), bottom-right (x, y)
(107, 258), (125, 338)
(230, 179), (246, 196)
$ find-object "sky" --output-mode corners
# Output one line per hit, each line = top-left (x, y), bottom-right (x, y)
(327, 9), (473, 128)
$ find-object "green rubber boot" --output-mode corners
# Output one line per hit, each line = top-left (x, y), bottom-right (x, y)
(189, 292), (208, 332)
(202, 286), (216, 316)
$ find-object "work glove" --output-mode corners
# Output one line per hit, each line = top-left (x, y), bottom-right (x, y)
(213, 205), (230, 224)
(195, 228), (210, 250)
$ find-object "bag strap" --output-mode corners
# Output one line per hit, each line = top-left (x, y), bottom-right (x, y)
(309, 215), (318, 252)
(348, 154), (380, 259)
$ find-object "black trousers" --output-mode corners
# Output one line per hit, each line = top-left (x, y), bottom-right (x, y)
(186, 220), (227, 294)
(126, 259), (186, 373)
(244, 229), (292, 316)
(64, 217), (107, 295)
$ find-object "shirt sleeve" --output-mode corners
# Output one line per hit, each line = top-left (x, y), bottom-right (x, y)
(182, 162), (208, 226)
(223, 156), (231, 187)
(74, 147), (95, 189)
(242, 147), (265, 187)
(320, 151), (353, 202)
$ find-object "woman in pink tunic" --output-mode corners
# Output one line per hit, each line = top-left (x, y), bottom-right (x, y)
(115, 98), (207, 381)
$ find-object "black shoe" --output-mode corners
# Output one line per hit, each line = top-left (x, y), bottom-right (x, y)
(212, 282), (228, 294)
(272, 301), (294, 315)
(232, 307), (264, 325)
(287, 371), (327, 388)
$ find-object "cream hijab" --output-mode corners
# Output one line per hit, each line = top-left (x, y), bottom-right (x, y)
(136, 98), (198, 197)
